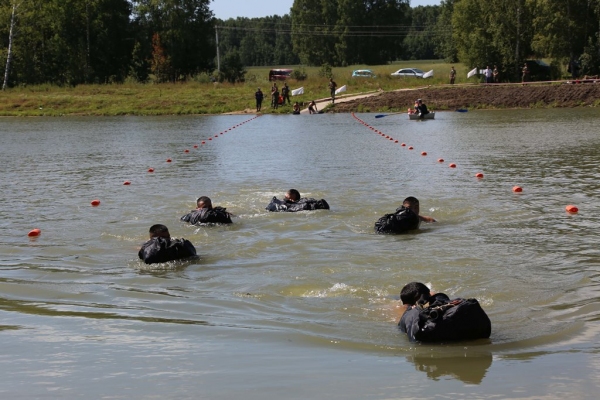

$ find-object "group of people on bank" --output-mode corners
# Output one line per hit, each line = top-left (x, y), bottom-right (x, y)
(254, 78), (338, 114)
(138, 192), (491, 343)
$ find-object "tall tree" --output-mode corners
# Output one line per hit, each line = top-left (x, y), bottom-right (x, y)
(452, 0), (533, 79)
(132, 0), (215, 81)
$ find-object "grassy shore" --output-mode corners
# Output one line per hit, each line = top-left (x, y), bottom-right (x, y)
(0, 61), (473, 117)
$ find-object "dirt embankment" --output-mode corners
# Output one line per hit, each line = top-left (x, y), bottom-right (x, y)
(331, 83), (600, 113)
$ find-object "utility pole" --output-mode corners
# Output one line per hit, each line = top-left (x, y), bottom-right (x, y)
(215, 26), (220, 72)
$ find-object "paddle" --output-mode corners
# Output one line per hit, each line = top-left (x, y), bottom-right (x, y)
(375, 111), (404, 118)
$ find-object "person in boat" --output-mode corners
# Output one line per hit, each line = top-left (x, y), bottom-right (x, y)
(180, 196), (233, 224)
(415, 99), (429, 118)
(397, 282), (492, 342)
(374, 196), (435, 234)
(266, 189), (330, 212)
(308, 100), (318, 114)
(292, 102), (300, 114)
(138, 224), (197, 264)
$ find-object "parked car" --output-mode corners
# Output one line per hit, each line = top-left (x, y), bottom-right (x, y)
(391, 68), (427, 78)
(269, 69), (293, 81)
(352, 69), (376, 78)
(524, 60), (551, 81)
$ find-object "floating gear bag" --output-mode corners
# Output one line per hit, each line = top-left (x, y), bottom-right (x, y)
(404, 297), (492, 342)
(374, 206), (419, 234)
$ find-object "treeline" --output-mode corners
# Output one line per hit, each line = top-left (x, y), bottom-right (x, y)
(0, 0), (215, 87)
(2, 0), (600, 88)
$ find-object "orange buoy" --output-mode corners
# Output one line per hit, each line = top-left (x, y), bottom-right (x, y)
(475, 173), (484, 178)
(184, 149), (189, 153)
(449, 163), (457, 168)
(214, 135), (219, 137)
(220, 132), (223, 135)
(91, 199), (101, 206)
(202, 141), (206, 144)
(421, 151), (427, 156)
(394, 140), (398, 143)
(512, 186), (523, 193)
(28, 228), (41, 237)
(408, 146), (414, 150)
(438, 158), (444, 163)
(123, 181), (131, 185)
(401, 143), (406, 147)
(566, 205), (579, 213)
(166, 158), (172, 162)
(148, 168), (154, 173)
(193, 145), (198, 148)
(208, 138), (212, 140)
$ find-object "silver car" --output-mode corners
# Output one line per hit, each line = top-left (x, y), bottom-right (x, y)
(391, 68), (425, 78)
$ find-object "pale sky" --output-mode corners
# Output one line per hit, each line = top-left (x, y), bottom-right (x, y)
(212, 0), (441, 20)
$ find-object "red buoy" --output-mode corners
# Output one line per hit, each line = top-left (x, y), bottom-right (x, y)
(475, 173), (484, 178)
(91, 199), (101, 206)
(512, 186), (523, 193)
(123, 181), (131, 185)
(401, 143), (406, 147)
(449, 163), (457, 168)
(202, 141), (206, 144)
(566, 205), (579, 213)
(193, 145), (198, 148)
(408, 146), (414, 150)
(148, 168), (154, 173)
(437, 158), (444, 163)
(421, 151), (427, 156)
(166, 158), (172, 162)
(184, 149), (189, 153)
(28, 228), (41, 237)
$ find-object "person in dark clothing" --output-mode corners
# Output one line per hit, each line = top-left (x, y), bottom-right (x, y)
(255, 88), (264, 112)
(266, 189), (330, 212)
(308, 100), (318, 114)
(397, 281), (492, 342)
(281, 82), (291, 105)
(415, 99), (429, 118)
(180, 196), (232, 225)
(374, 196), (435, 234)
(328, 78), (337, 103)
(138, 224), (197, 264)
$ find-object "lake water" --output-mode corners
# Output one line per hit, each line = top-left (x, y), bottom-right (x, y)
(1, 108), (600, 399)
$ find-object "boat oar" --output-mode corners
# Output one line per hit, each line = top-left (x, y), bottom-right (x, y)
(375, 111), (404, 118)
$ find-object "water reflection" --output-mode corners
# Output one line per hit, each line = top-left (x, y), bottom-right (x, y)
(408, 352), (493, 384)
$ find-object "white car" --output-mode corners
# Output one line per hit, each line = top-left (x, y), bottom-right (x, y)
(391, 68), (426, 78)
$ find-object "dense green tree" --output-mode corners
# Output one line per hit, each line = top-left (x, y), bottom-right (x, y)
(402, 5), (441, 60)
(433, 0), (457, 62)
(452, 0), (533, 80)
(131, 0), (215, 81)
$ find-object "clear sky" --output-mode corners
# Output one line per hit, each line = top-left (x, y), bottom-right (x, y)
(211, 0), (441, 20)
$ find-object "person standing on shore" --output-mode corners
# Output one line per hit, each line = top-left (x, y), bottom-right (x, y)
(493, 65), (499, 83)
(522, 63), (529, 83)
(484, 66), (493, 84)
(328, 78), (337, 104)
(281, 82), (291, 105)
(255, 88), (264, 112)
(449, 66), (456, 84)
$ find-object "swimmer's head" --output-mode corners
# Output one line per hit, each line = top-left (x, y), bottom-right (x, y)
(400, 282), (431, 305)
(402, 196), (420, 215)
(285, 189), (300, 202)
(196, 196), (212, 209)
(149, 224), (170, 239)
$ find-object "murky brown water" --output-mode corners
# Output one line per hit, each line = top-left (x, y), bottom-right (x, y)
(1, 108), (599, 398)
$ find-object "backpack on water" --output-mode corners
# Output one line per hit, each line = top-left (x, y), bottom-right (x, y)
(404, 297), (492, 342)
(374, 206), (419, 234)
